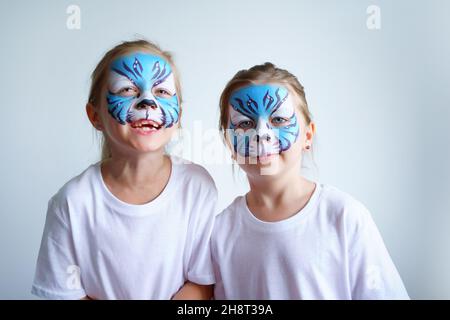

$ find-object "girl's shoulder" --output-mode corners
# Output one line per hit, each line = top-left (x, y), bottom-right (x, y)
(213, 184), (373, 232)
(318, 184), (370, 213)
(318, 184), (372, 217)
(45, 163), (100, 225)
(50, 163), (100, 205)
(211, 196), (244, 243)
(51, 157), (218, 206)
(170, 155), (217, 194)
(317, 184), (375, 237)
(215, 195), (243, 221)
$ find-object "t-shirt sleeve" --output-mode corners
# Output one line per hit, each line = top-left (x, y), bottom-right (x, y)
(31, 196), (87, 300)
(348, 204), (409, 299)
(185, 184), (218, 286)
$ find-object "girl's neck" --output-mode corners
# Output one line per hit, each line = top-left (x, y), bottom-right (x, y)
(102, 149), (170, 189)
(246, 164), (316, 221)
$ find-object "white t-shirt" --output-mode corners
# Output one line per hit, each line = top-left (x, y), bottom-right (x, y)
(211, 183), (409, 300)
(32, 156), (217, 300)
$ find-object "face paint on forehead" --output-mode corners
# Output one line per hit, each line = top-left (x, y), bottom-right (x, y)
(106, 53), (180, 128)
(228, 84), (300, 158)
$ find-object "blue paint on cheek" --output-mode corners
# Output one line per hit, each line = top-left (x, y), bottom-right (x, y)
(158, 94), (180, 128)
(277, 114), (300, 151)
(106, 53), (180, 127)
(228, 84), (300, 156)
(106, 94), (134, 125)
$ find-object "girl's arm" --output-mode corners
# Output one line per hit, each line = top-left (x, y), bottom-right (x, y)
(172, 281), (213, 300)
(348, 204), (409, 299)
(32, 197), (88, 300)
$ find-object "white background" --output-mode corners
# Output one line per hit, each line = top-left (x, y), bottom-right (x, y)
(0, 0), (449, 299)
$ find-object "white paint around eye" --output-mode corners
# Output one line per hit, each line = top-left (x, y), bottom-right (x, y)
(108, 71), (134, 93)
(153, 73), (176, 95)
(271, 95), (295, 118)
(229, 106), (252, 126)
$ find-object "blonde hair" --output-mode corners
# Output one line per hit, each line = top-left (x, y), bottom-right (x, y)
(219, 62), (312, 141)
(87, 39), (183, 161)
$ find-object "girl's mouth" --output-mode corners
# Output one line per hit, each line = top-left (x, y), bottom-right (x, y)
(257, 152), (277, 162)
(129, 119), (163, 134)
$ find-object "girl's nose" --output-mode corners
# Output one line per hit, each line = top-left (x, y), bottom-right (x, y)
(256, 133), (271, 143)
(254, 119), (273, 142)
(135, 99), (158, 110)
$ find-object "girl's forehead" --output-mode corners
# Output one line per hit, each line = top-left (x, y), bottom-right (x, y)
(109, 51), (170, 70)
(104, 51), (176, 94)
(230, 83), (290, 99)
(226, 83), (304, 120)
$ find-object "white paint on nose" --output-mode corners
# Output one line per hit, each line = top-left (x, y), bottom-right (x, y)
(130, 91), (162, 123)
(253, 118), (274, 142)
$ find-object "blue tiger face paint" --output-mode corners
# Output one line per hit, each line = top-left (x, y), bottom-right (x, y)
(228, 84), (300, 158)
(106, 53), (179, 128)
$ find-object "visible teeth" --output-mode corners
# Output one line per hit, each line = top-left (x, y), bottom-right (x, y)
(135, 126), (154, 131)
(131, 121), (161, 130)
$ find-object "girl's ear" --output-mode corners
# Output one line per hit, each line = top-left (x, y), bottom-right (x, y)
(178, 102), (183, 120)
(304, 121), (316, 150)
(86, 103), (104, 131)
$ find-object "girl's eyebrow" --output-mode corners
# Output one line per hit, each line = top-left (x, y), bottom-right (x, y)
(152, 76), (170, 88)
(108, 82), (136, 93)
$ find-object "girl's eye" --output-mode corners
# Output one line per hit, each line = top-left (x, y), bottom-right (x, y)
(237, 120), (254, 130)
(117, 87), (139, 97)
(154, 88), (172, 97)
(271, 117), (288, 126)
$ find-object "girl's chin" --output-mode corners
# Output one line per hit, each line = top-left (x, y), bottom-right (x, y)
(124, 129), (172, 152)
(127, 142), (166, 154)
